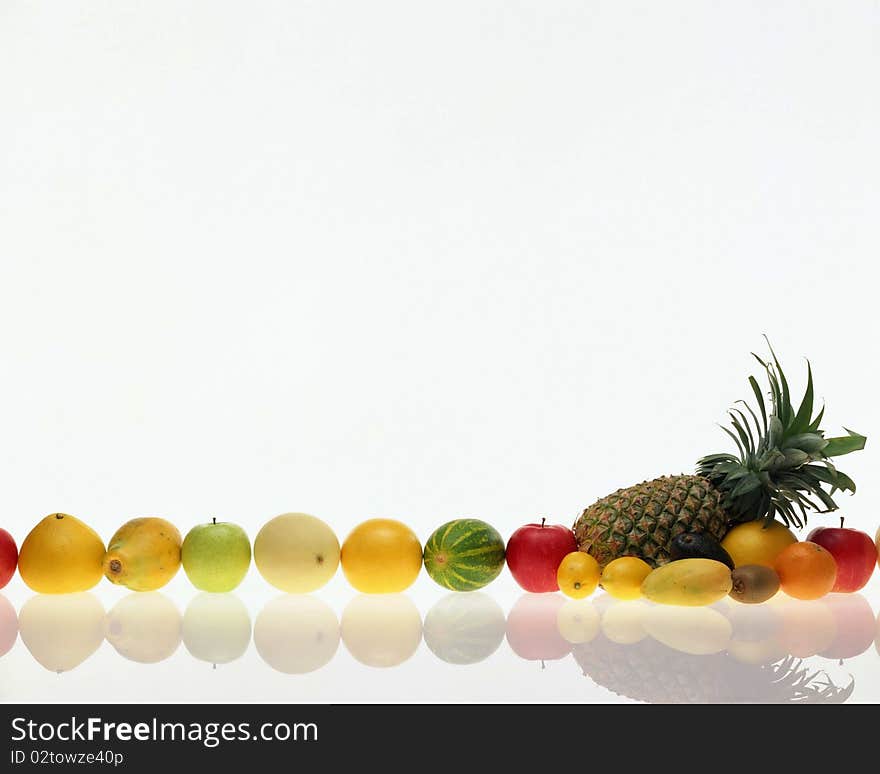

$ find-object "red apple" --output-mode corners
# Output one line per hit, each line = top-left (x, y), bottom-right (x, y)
(819, 593), (875, 661)
(505, 593), (571, 661)
(0, 595), (17, 657)
(0, 529), (17, 590)
(506, 519), (577, 593)
(807, 518), (875, 593)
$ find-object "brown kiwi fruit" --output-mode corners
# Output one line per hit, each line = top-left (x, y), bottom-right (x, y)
(729, 565), (780, 604)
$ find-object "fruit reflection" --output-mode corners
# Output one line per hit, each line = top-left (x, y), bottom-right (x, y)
(819, 594), (875, 660)
(774, 597), (836, 658)
(0, 594), (18, 657)
(556, 599), (600, 645)
(642, 605), (732, 656)
(423, 593), (505, 664)
(506, 594), (570, 661)
(254, 595), (339, 674)
(600, 600), (649, 645)
(725, 602), (786, 665)
(19, 593), (105, 673)
(574, 634), (853, 704)
(183, 594), (251, 665)
(341, 594), (421, 668)
(105, 593), (182, 664)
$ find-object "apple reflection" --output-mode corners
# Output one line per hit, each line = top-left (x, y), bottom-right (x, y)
(572, 594), (854, 704)
(0, 594), (17, 658)
(341, 594), (421, 668)
(19, 593), (105, 673)
(506, 593), (570, 662)
(254, 595), (339, 674)
(183, 593), (251, 666)
(423, 592), (505, 664)
(105, 593), (182, 664)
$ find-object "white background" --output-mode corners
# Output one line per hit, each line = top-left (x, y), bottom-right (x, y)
(0, 1), (877, 703)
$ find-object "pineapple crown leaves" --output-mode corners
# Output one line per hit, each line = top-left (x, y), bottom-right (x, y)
(696, 341), (867, 528)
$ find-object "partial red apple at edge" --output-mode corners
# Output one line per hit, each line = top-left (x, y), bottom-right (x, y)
(807, 518), (876, 593)
(0, 528), (17, 590)
(506, 519), (577, 593)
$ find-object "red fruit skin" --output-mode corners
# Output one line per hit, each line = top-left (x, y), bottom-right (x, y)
(506, 523), (577, 593)
(819, 593), (876, 660)
(0, 595), (17, 657)
(505, 594), (571, 661)
(0, 529), (17, 590)
(807, 525), (876, 593)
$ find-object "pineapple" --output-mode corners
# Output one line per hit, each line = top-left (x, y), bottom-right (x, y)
(574, 344), (866, 567)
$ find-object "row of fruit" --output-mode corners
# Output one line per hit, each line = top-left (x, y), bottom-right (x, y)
(1, 589), (877, 679)
(0, 344), (870, 603)
(1, 507), (877, 605)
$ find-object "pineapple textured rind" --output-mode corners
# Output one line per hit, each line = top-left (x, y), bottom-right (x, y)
(573, 475), (729, 567)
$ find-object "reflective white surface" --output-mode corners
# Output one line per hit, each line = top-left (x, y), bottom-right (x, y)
(1, 569), (877, 704)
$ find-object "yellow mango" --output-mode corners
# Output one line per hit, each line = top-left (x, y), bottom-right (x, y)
(641, 558), (732, 606)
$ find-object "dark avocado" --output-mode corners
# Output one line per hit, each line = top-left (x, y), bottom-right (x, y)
(669, 532), (735, 569)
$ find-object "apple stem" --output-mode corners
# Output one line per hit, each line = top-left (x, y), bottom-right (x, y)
(840, 516), (844, 529)
(541, 517), (546, 528)
(213, 517), (217, 525)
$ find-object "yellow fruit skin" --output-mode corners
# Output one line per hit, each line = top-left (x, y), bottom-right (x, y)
(18, 513), (105, 594)
(600, 557), (652, 601)
(254, 513), (340, 593)
(557, 552), (600, 599)
(721, 520), (797, 568)
(641, 559), (733, 606)
(341, 519), (422, 594)
(103, 518), (181, 592)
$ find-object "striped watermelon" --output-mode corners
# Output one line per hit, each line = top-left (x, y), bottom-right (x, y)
(423, 519), (506, 591)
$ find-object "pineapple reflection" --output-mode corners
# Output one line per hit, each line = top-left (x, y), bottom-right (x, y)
(0, 594), (17, 658)
(105, 593), (182, 664)
(254, 595), (339, 674)
(341, 594), (421, 668)
(183, 593), (251, 666)
(573, 595), (854, 703)
(423, 592), (505, 664)
(19, 593), (105, 673)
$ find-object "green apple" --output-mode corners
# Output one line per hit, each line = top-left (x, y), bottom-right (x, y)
(182, 519), (251, 592)
(183, 593), (251, 665)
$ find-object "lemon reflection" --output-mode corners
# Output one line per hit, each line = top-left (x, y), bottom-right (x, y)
(183, 593), (251, 666)
(0, 594), (17, 658)
(254, 595), (339, 674)
(105, 593), (182, 664)
(341, 594), (421, 668)
(423, 592), (505, 665)
(20, 593), (105, 673)
(573, 594), (854, 704)
(556, 599), (600, 645)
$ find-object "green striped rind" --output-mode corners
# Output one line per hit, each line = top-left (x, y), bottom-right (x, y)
(423, 519), (506, 591)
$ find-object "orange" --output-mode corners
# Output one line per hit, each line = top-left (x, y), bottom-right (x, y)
(341, 519), (422, 593)
(720, 520), (797, 568)
(774, 541), (837, 601)
(556, 552), (600, 599)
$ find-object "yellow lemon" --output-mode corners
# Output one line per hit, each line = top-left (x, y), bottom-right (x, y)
(18, 513), (105, 594)
(341, 519), (422, 593)
(600, 556), (652, 600)
(556, 551), (600, 599)
(721, 520), (797, 568)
